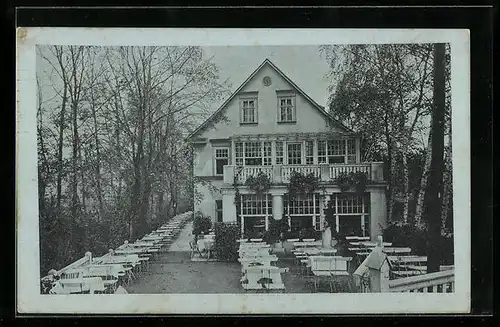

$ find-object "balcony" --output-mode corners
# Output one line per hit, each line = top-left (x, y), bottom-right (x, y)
(223, 162), (385, 185)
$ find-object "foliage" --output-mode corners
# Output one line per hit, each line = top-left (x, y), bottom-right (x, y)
(214, 222), (240, 262)
(383, 221), (428, 255)
(263, 218), (290, 244)
(245, 172), (271, 194)
(322, 199), (352, 255)
(287, 171), (321, 199)
(335, 171), (368, 193)
(298, 227), (322, 241)
(382, 221), (453, 265)
(319, 43), (453, 225)
(192, 211), (212, 236)
(36, 45), (230, 275)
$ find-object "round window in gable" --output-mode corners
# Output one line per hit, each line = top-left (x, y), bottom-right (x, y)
(263, 76), (272, 86)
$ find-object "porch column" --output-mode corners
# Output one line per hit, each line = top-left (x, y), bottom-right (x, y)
(222, 191), (237, 223)
(272, 194), (284, 221)
(320, 163), (330, 182)
(369, 187), (387, 241)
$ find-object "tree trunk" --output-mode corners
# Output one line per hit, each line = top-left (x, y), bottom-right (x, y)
(387, 138), (397, 222)
(91, 92), (104, 222)
(56, 85), (68, 209)
(401, 150), (410, 223)
(440, 120), (453, 233)
(425, 43), (446, 273)
(71, 101), (80, 221)
(414, 129), (433, 226)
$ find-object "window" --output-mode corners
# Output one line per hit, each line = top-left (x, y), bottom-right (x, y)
(306, 141), (314, 165)
(241, 194), (272, 216)
(287, 143), (302, 165)
(215, 200), (223, 222)
(214, 147), (229, 175)
(235, 142), (244, 166)
(240, 95), (258, 124)
(244, 142), (262, 165)
(317, 139), (358, 164)
(276, 141), (284, 165)
(284, 194), (321, 232)
(263, 142), (272, 166)
(240, 194), (273, 236)
(234, 141), (272, 166)
(278, 96), (296, 122)
(318, 140), (327, 164)
(347, 139), (356, 163)
(330, 193), (370, 237)
(328, 139), (345, 164)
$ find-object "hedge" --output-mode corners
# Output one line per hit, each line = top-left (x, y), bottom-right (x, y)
(214, 222), (239, 262)
(192, 211), (212, 236)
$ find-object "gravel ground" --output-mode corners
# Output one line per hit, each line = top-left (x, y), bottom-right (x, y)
(126, 251), (330, 294)
(126, 251), (243, 294)
(126, 222), (347, 294)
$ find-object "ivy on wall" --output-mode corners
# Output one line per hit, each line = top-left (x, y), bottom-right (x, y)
(287, 171), (322, 199)
(245, 172), (271, 194)
(335, 171), (368, 193)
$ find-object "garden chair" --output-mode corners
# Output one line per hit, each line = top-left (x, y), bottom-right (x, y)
(56, 270), (87, 294)
(189, 241), (199, 259)
(83, 265), (120, 293)
(308, 256), (352, 293)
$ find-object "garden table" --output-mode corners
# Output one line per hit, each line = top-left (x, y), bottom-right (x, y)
(50, 276), (105, 294)
(301, 248), (321, 256)
(360, 241), (393, 247)
(345, 236), (370, 241)
(381, 247), (412, 254)
(239, 257), (279, 273)
(319, 249), (338, 256)
(293, 241), (321, 248)
(241, 265), (285, 291)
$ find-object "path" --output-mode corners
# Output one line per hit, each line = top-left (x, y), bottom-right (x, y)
(168, 221), (194, 252)
(126, 218), (315, 293)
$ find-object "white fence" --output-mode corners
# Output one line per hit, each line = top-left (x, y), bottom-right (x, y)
(228, 163), (381, 185)
(353, 236), (454, 293)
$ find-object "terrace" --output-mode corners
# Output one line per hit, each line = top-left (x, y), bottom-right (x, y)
(42, 212), (454, 295)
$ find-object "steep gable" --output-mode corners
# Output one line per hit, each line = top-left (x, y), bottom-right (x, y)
(187, 59), (353, 141)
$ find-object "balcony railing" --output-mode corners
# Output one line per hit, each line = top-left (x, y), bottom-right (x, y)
(224, 162), (384, 185)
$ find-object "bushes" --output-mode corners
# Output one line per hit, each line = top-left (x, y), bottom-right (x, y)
(335, 172), (368, 193)
(214, 222), (239, 262)
(382, 222), (454, 265)
(263, 218), (290, 244)
(382, 221), (428, 255)
(192, 211), (212, 236)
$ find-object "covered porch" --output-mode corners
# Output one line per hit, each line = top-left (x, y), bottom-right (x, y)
(221, 186), (387, 241)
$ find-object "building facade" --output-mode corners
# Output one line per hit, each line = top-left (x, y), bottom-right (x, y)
(187, 59), (387, 241)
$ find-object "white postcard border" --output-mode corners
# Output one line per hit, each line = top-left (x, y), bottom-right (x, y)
(16, 28), (470, 314)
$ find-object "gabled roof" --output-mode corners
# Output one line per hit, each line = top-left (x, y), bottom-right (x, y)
(186, 58), (354, 141)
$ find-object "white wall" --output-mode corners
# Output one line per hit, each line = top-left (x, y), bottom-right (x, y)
(194, 180), (223, 222)
(198, 64), (343, 140)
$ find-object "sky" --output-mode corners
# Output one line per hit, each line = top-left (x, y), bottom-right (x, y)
(37, 44), (333, 113)
(202, 45), (332, 108)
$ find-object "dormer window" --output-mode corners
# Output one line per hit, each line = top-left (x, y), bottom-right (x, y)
(277, 91), (296, 123)
(240, 93), (258, 124)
